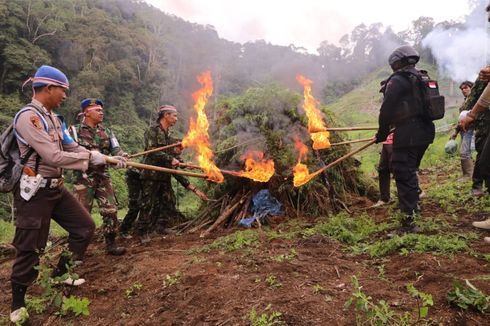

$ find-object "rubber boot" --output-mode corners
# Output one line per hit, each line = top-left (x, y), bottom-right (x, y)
(10, 282), (28, 323)
(105, 233), (126, 256)
(459, 159), (474, 182)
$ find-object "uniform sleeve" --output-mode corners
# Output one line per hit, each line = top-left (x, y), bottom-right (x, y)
(173, 173), (190, 188)
(461, 78), (488, 112)
(476, 82), (490, 109)
(377, 77), (405, 140)
(15, 112), (90, 171)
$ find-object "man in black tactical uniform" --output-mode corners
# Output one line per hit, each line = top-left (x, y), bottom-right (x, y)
(375, 45), (435, 234)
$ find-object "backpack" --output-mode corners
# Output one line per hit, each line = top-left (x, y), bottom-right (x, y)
(0, 105), (48, 192)
(403, 70), (445, 121)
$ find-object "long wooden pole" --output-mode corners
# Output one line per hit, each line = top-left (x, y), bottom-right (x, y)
(128, 142), (182, 159)
(179, 162), (239, 176)
(105, 156), (208, 179)
(325, 126), (378, 131)
(296, 138), (377, 187)
(330, 137), (374, 146)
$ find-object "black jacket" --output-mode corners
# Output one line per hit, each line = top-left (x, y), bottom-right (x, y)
(377, 67), (435, 149)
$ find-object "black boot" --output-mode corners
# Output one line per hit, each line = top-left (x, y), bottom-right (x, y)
(105, 233), (126, 256)
(52, 253), (71, 278)
(400, 216), (420, 234)
(11, 282), (27, 311)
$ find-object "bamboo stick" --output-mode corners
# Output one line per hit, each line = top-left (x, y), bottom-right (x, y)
(200, 192), (247, 237)
(296, 139), (377, 187)
(330, 137), (374, 146)
(309, 139), (377, 179)
(128, 142), (182, 158)
(179, 162), (240, 177)
(105, 156), (208, 179)
(326, 126), (378, 131)
(312, 126), (378, 132)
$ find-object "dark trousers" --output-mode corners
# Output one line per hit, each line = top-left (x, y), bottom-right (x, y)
(11, 186), (95, 286)
(474, 132), (490, 188)
(475, 133), (490, 182)
(391, 145), (428, 216)
(378, 144), (393, 202)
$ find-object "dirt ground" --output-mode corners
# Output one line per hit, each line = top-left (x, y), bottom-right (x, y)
(1, 172), (489, 325)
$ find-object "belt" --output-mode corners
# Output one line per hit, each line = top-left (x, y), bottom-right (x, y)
(40, 177), (64, 189)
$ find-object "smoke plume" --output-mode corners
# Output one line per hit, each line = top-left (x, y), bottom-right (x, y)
(422, 1), (490, 82)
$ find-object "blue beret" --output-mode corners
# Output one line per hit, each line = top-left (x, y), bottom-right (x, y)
(31, 65), (69, 89)
(80, 98), (104, 110)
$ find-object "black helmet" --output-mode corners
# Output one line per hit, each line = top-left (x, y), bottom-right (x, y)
(388, 45), (420, 68)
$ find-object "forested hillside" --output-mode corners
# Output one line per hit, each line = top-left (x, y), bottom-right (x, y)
(0, 0), (473, 219)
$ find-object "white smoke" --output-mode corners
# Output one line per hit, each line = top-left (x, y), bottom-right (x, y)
(422, 2), (489, 82)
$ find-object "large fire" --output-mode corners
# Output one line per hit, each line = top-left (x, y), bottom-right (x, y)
(296, 75), (331, 150)
(292, 137), (315, 187)
(182, 71), (224, 183)
(237, 150), (275, 183)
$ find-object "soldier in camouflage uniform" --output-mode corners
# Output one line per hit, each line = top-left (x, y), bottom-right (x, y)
(136, 105), (208, 237)
(119, 167), (141, 236)
(71, 98), (127, 255)
(459, 77), (490, 195)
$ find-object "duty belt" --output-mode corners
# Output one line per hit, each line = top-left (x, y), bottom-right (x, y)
(40, 177), (64, 189)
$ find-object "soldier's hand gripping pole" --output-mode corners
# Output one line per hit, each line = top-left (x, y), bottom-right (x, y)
(104, 156), (209, 179)
(127, 142), (182, 159)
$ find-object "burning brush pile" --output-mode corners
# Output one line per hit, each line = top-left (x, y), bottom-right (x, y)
(177, 72), (376, 235)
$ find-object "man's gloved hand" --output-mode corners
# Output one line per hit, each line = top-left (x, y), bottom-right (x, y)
(121, 152), (130, 159)
(89, 151), (106, 166)
(112, 156), (128, 169)
(374, 133), (385, 144)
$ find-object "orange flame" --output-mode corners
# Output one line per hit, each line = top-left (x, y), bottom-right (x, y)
(182, 71), (224, 183)
(237, 150), (275, 183)
(292, 137), (315, 187)
(296, 75), (331, 150)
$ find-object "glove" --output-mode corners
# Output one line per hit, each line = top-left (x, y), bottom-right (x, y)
(111, 156), (127, 169)
(89, 151), (106, 166)
(374, 133), (385, 144)
(121, 152), (129, 159)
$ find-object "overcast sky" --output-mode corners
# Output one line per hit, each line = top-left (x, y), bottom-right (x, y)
(145, 0), (471, 53)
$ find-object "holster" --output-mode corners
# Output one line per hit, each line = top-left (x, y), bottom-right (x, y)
(19, 174), (43, 201)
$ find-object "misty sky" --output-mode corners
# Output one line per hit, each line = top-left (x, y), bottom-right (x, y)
(146, 0), (470, 53)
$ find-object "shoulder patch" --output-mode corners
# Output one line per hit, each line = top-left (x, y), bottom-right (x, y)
(30, 115), (43, 129)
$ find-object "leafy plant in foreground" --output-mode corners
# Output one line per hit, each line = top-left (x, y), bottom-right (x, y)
(447, 280), (490, 313)
(249, 304), (284, 326)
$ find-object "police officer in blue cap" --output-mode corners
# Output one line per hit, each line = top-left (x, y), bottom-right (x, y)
(9, 65), (125, 323)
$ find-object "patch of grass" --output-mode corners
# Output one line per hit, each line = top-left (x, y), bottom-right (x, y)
(447, 280), (490, 313)
(345, 276), (412, 325)
(60, 295), (90, 317)
(249, 304), (284, 326)
(163, 271), (182, 288)
(188, 229), (259, 253)
(271, 249), (297, 263)
(351, 233), (479, 258)
(265, 275), (282, 288)
(303, 212), (394, 244)
(125, 282), (143, 298)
